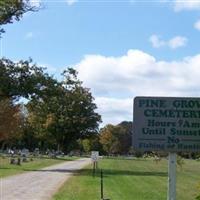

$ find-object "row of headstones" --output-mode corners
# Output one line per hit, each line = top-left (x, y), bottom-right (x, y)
(10, 156), (34, 165)
(8, 148), (31, 156)
(8, 148), (55, 156)
(8, 148), (65, 164)
(47, 150), (65, 158)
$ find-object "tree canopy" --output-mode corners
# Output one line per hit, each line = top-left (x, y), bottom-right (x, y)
(0, 98), (21, 142)
(0, 58), (52, 101)
(100, 121), (132, 155)
(0, 0), (39, 35)
(0, 58), (101, 152)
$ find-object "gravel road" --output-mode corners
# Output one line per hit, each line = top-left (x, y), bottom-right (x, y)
(0, 158), (91, 200)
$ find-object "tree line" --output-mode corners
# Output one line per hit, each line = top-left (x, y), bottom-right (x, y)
(0, 59), (102, 152)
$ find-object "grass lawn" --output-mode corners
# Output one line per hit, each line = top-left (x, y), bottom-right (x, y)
(53, 157), (200, 200)
(0, 156), (77, 178)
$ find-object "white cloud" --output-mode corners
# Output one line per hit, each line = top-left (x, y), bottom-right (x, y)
(194, 19), (200, 30)
(168, 36), (187, 49)
(29, 0), (41, 8)
(23, 0), (41, 18)
(71, 50), (200, 125)
(149, 35), (166, 48)
(149, 34), (187, 49)
(95, 97), (133, 126)
(37, 63), (60, 75)
(66, 0), (78, 6)
(174, 0), (200, 11)
(25, 32), (34, 39)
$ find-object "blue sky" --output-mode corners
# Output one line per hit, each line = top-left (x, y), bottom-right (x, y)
(1, 0), (200, 125)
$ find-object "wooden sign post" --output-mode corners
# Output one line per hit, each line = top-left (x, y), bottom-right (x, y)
(168, 153), (177, 200)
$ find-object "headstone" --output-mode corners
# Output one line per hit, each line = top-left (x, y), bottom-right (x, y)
(21, 148), (29, 162)
(17, 157), (21, 165)
(34, 148), (40, 157)
(10, 158), (15, 165)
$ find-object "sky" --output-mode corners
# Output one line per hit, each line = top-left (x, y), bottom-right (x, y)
(1, 0), (200, 126)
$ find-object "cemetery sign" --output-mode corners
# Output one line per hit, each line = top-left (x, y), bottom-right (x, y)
(133, 96), (200, 152)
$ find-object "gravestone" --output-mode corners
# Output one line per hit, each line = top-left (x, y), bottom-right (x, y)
(21, 148), (29, 162)
(34, 148), (40, 157)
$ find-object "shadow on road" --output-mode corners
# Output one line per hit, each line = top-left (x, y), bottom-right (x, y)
(22, 168), (167, 177)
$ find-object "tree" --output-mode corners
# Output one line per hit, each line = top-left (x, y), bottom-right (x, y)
(117, 121), (132, 153)
(99, 124), (117, 154)
(0, 98), (22, 148)
(79, 135), (102, 153)
(0, 0), (39, 35)
(0, 58), (58, 149)
(0, 0), (42, 148)
(27, 68), (102, 152)
(0, 58), (54, 101)
(99, 121), (132, 155)
(82, 139), (91, 153)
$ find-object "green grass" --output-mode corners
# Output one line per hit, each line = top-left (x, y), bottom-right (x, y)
(0, 156), (77, 178)
(53, 157), (200, 200)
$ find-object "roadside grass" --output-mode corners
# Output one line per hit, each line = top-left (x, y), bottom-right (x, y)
(0, 156), (77, 178)
(53, 157), (200, 200)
